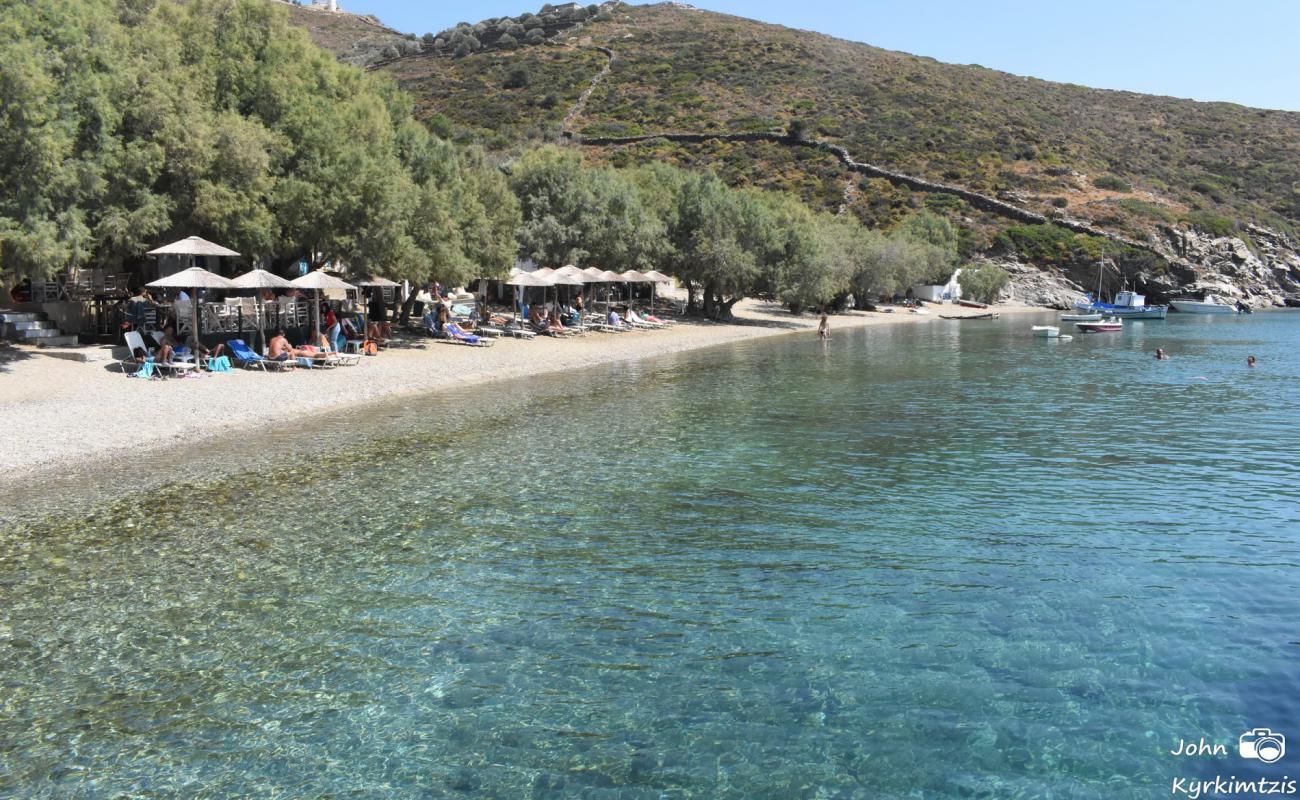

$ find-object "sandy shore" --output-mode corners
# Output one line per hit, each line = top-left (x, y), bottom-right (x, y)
(0, 300), (1042, 483)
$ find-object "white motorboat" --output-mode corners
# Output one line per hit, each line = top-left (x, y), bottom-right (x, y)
(1171, 296), (1241, 315)
(1031, 325), (1060, 338)
(1060, 312), (1102, 322)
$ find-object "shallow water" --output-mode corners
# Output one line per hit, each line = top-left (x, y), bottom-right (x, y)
(2, 312), (1299, 798)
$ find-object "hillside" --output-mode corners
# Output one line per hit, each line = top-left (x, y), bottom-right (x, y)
(293, 2), (1300, 303)
(282, 2), (415, 65)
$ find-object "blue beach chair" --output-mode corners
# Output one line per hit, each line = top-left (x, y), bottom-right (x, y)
(444, 322), (492, 347)
(229, 339), (294, 371)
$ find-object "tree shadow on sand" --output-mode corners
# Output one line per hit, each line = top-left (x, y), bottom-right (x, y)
(0, 342), (34, 374)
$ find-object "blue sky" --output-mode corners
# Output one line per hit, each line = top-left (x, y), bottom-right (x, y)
(339, 0), (1300, 111)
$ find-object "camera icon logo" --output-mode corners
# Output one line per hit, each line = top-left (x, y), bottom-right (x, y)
(1240, 728), (1286, 763)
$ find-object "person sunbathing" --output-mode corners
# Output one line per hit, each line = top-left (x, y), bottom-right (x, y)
(267, 330), (303, 361)
(547, 309), (568, 331)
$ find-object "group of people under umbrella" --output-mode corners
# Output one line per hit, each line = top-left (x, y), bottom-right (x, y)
(141, 236), (397, 359)
(135, 236), (678, 369)
(504, 265), (672, 317)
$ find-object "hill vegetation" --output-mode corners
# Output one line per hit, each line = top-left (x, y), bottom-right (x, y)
(350, 2), (1300, 262)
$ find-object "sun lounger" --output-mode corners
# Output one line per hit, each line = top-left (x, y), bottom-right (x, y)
(584, 314), (629, 333)
(323, 342), (361, 366)
(445, 322), (493, 346)
(295, 349), (338, 369)
(229, 338), (294, 371)
(500, 320), (537, 339)
(625, 310), (666, 329)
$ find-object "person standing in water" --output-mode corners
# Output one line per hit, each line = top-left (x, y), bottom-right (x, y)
(818, 312), (829, 341)
(1247, 355), (1257, 368)
(1155, 348), (1169, 360)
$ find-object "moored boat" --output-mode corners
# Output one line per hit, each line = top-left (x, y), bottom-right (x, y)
(1076, 318), (1123, 333)
(1170, 296), (1241, 315)
(958, 299), (989, 309)
(1074, 291), (1168, 319)
(940, 312), (999, 320)
(1060, 312), (1102, 322)
(1031, 325), (1059, 338)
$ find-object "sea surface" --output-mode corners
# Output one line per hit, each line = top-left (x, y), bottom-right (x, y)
(2, 311), (1299, 799)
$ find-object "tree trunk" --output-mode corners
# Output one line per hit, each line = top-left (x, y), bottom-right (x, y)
(719, 295), (741, 320)
(685, 281), (698, 315)
(400, 290), (418, 325)
(702, 281), (717, 319)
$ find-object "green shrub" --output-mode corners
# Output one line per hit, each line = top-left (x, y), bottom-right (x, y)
(1093, 174), (1131, 192)
(1050, 197), (1068, 208)
(923, 193), (965, 212)
(1182, 210), (1237, 237)
(503, 67), (529, 89)
(1116, 199), (1175, 222)
(960, 263), (1009, 304)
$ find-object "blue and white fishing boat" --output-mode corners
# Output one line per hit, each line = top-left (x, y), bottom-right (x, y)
(1073, 290), (1168, 319)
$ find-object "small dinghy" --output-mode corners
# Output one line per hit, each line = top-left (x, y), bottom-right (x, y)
(1060, 312), (1102, 322)
(1076, 318), (1123, 333)
(1031, 325), (1060, 338)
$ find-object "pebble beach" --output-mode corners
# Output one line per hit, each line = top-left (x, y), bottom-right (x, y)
(0, 301), (1034, 486)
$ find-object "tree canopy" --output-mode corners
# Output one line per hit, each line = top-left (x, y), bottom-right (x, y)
(0, 0), (519, 287)
(510, 147), (960, 317)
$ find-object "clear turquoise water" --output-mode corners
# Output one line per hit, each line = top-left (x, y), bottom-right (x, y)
(2, 312), (1299, 798)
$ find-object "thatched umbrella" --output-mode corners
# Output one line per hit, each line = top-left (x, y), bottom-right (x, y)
(596, 270), (624, 313)
(146, 237), (241, 346)
(231, 269), (294, 354)
(643, 270), (672, 312)
(291, 271), (357, 343)
(146, 266), (237, 347)
(616, 270), (651, 310)
(146, 236), (240, 260)
(506, 271), (553, 318)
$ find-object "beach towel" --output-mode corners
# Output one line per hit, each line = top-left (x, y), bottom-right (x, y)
(208, 356), (232, 373)
(132, 359), (156, 379)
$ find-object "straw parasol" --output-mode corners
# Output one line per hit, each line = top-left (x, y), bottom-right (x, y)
(642, 270), (673, 312)
(291, 271), (358, 342)
(146, 236), (241, 258)
(506, 271), (554, 317)
(356, 276), (399, 287)
(231, 269), (294, 353)
(147, 266), (237, 346)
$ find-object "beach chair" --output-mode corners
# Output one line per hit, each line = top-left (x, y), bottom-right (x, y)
(625, 310), (666, 329)
(121, 331), (155, 376)
(229, 338), (294, 371)
(500, 318), (537, 339)
(584, 314), (628, 333)
(323, 340), (361, 366)
(444, 322), (493, 347)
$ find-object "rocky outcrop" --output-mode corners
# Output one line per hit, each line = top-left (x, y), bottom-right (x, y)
(1147, 225), (1300, 306)
(988, 258), (1086, 309)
